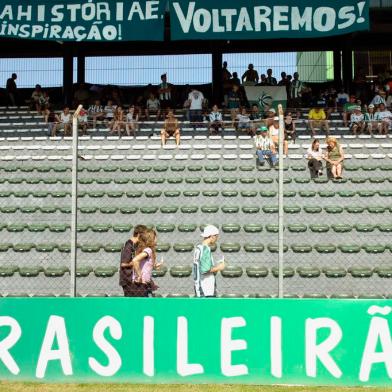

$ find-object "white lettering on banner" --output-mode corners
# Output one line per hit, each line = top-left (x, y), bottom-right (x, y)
(88, 316), (122, 377)
(36, 316), (73, 379)
(235, 7), (252, 32)
(193, 8), (211, 33)
(51, 5), (64, 22)
(221, 9), (237, 32)
(0, 5), (13, 20)
(212, 9), (224, 32)
(177, 317), (204, 376)
(37, 5), (46, 22)
(254, 6), (271, 32)
(360, 311), (392, 382)
(338, 6), (356, 29)
(291, 7), (312, 31)
(305, 318), (343, 378)
(146, 1), (160, 20)
(143, 316), (155, 377)
(0, 316), (21, 375)
(221, 317), (248, 377)
(17, 6), (32, 21)
(273, 6), (289, 31)
(127, 2), (145, 21)
(271, 317), (282, 378)
(172, 2), (195, 33)
(313, 7), (336, 32)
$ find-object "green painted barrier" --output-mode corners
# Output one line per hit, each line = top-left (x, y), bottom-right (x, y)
(0, 298), (391, 385)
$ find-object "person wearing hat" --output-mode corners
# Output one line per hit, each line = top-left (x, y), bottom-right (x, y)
(269, 116), (288, 155)
(265, 107), (276, 128)
(364, 104), (377, 135)
(193, 225), (225, 297)
(374, 103), (392, 135)
(349, 106), (366, 136)
(254, 126), (277, 166)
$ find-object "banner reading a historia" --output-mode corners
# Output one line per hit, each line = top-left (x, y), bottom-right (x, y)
(0, 298), (392, 385)
(245, 86), (287, 111)
(0, 0), (165, 41)
(170, 0), (369, 40)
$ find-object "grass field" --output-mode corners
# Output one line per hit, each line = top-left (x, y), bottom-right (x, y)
(0, 384), (391, 392)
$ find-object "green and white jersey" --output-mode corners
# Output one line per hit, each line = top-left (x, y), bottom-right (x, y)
(193, 244), (216, 297)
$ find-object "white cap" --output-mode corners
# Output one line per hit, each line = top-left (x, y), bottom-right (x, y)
(273, 116), (279, 121)
(201, 225), (219, 238)
(368, 104), (375, 109)
(268, 108), (276, 113)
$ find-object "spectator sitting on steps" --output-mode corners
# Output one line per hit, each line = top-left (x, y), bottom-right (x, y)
(254, 126), (277, 167)
(324, 137), (345, 180)
(161, 110), (180, 147)
(306, 139), (324, 179)
(308, 105), (329, 137)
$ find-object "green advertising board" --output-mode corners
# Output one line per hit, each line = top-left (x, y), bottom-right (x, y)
(0, 298), (392, 386)
(0, 0), (165, 41)
(169, 0), (369, 40)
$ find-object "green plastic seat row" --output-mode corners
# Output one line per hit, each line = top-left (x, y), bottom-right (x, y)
(0, 191), (70, 198)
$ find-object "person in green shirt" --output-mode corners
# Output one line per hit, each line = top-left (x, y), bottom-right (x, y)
(193, 225), (225, 297)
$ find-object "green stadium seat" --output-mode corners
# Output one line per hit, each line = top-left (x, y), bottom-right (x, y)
(76, 266), (93, 277)
(239, 166), (254, 172)
(21, 206), (39, 213)
(369, 177), (385, 184)
(91, 224), (111, 233)
(13, 243), (34, 252)
(58, 244), (71, 253)
(132, 178), (147, 184)
(324, 205), (343, 214)
(309, 224), (330, 233)
(103, 166), (119, 172)
(220, 243), (241, 252)
(156, 224), (175, 233)
(7, 224), (26, 232)
(170, 265), (192, 277)
(126, 191), (143, 198)
(51, 191), (69, 198)
(20, 166), (34, 172)
(330, 294), (355, 299)
(222, 224), (241, 233)
(380, 165), (392, 171)
(314, 244), (337, 253)
(348, 267), (373, 278)
(160, 206), (178, 213)
(183, 191), (200, 197)
(201, 205), (219, 213)
(294, 178), (311, 184)
(345, 206), (365, 213)
(44, 267), (69, 277)
(53, 166), (69, 172)
(291, 244), (313, 253)
(379, 190), (392, 197)
(362, 244), (386, 254)
(284, 191), (296, 198)
(266, 224), (279, 233)
(246, 266), (268, 278)
(76, 225), (90, 232)
(204, 177), (219, 184)
(241, 191), (258, 197)
(323, 267), (347, 278)
(291, 165), (306, 172)
(104, 244), (122, 252)
(297, 266), (321, 278)
(113, 224), (132, 233)
(149, 178), (165, 184)
(222, 177), (237, 184)
(222, 165), (237, 171)
(173, 243), (194, 252)
(152, 265), (168, 278)
(287, 224), (307, 233)
(267, 244), (289, 253)
(164, 190), (181, 197)
(203, 191), (219, 197)
(367, 206), (386, 213)
(80, 207), (98, 214)
(36, 166), (51, 173)
(8, 178), (23, 184)
(156, 243), (170, 252)
(242, 206), (260, 213)
(171, 165), (186, 172)
(36, 243), (57, 252)
(88, 191), (105, 198)
(271, 267), (295, 278)
(204, 165), (219, 171)
(94, 266), (117, 277)
(313, 178), (328, 184)
(339, 190), (356, 197)
(19, 266), (42, 277)
(118, 165), (135, 172)
(362, 165), (378, 171)
(303, 293), (328, 298)
(114, 178), (130, 184)
(358, 294), (385, 299)
(240, 178), (256, 184)
(180, 206), (198, 213)
(284, 206), (301, 213)
(375, 266), (392, 278)
(177, 224), (197, 233)
(140, 206), (159, 214)
(304, 206), (322, 213)
(262, 206), (278, 213)
(0, 265), (18, 277)
(338, 244), (361, 253)
(167, 177), (183, 184)
(145, 191), (162, 198)
(107, 191), (124, 198)
(13, 191), (30, 198)
(355, 224), (376, 232)
(358, 190), (376, 197)
(188, 165), (202, 172)
(221, 191), (238, 197)
(319, 191), (335, 198)
(100, 207), (118, 214)
(221, 206), (239, 213)
(299, 190), (316, 197)
(1, 206), (18, 213)
(378, 224), (392, 232)
(25, 178), (41, 184)
(185, 177), (201, 184)
(260, 190), (277, 197)
(81, 244), (101, 253)
(85, 167), (101, 172)
(258, 178), (274, 184)
(243, 243), (264, 252)
(350, 178), (367, 184)
(243, 224), (263, 233)
(221, 266), (243, 278)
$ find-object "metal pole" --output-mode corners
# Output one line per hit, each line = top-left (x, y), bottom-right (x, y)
(70, 105), (83, 297)
(277, 104), (284, 298)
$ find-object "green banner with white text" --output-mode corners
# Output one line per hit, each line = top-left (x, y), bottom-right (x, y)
(0, 0), (165, 41)
(169, 0), (369, 40)
(1, 298), (392, 385)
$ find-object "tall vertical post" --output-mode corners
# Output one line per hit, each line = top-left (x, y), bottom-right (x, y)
(342, 44), (353, 92)
(212, 51), (223, 105)
(77, 55), (85, 85)
(70, 105), (82, 297)
(333, 50), (342, 86)
(278, 104), (285, 298)
(63, 44), (74, 106)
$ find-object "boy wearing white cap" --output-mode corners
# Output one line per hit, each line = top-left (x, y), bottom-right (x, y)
(193, 225), (225, 297)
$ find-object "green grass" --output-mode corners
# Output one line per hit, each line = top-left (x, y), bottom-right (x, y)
(0, 384), (391, 392)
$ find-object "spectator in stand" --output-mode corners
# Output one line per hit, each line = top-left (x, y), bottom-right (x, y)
(284, 111), (296, 148)
(230, 72), (241, 87)
(126, 105), (139, 136)
(254, 126), (277, 167)
(39, 91), (50, 114)
(250, 104), (263, 133)
(370, 90), (387, 107)
(308, 105), (329, 136)
(45, 105), (60, 137)
(350, 106), (366, 136)
(222, 61), (232, 82)
(73, 83), (90, 107)
(336, 88), (349, 107)
(158, 73), (173, 112)
(324, 137), (344, 179)
(265, 69), (277, 86)
(161, 110), (180, 146)
(186, 88), (205, 125)
(88, 100), (105, 129)
(31, 84), (44, 112)
(104, 99), (117, 131)
(111, 106), (126, 136)
(269, 116), (288, 155)
(306, 139), (324, 178)
(242, 64), (259, 85)
(6, 73), (17, 106)
(289, 72), (303, 109)
(209, 104), (224, 134)
(145, 93), (161, 121)
(78, 108), (89, 135)
(364, 104), (377, 135)
(236, 108), (252, 134)
(227, 84), (241, 127)
(111, 88), (123, 106)
(258, 74), (267, 86)
(386, 93), (392, 108)
(342, 95), (358, 127)
(375, 103), (392, 134)
(265, 107), (276, 128)
(58, 107), (72, 136)
(278, 72), (290, 97)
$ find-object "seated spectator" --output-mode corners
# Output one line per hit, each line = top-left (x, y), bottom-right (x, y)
(350, 106), (366, 136)
(58, 107), (71, 136)
(254, 126), (277, 167)
(364, 104), (377, 135)
(342, 95), (358, 127)
(265, 107), (276, 128)
(308, 106), (329, 136)
(73, 83), (90, 106)
(306, 139), (324, 178)
(242, 64), (259, 85)
(31, 84), (44, 112)
(104, 100), (117, 131)
(78, 108), (88, 135)
(88, 100), (105, 129)
(250, 104), (262, 133)
(145, 93), (161, 121)
(284, 111), (296, 148)
(227, 85), (241, 127)
(39, 91), (50, 113)
(324, 137), (344, 179)
(336, 88), (349, 107)
(45, 105), (60, 137)
(186, 88), (205, 125)
(265, 68), (277, 86)
(161, 110), (180, 146)
(111, 106), (126, 136)
(375, 103), (392, 134)
(209, 105), (224, 134)
(236, 108), (252, 134)
(126, 105), (139, 136)
(269, 116), (288, 155)
(370, 90), (386, 107)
